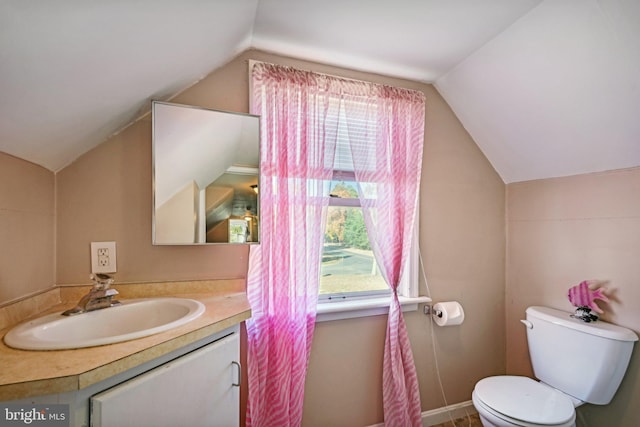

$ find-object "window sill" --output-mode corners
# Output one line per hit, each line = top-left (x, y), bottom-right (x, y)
(315, 296), (432, 322)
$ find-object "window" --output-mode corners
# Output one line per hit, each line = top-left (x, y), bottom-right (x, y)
(317, 101), (419, 307)
(319, 175), (389, 299)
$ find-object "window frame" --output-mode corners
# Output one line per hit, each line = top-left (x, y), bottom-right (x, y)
(318, 170), (390, 302)
(316, 171), (424, 322)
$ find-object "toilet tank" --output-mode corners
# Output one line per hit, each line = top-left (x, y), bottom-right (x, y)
(525, 306), (638, 405)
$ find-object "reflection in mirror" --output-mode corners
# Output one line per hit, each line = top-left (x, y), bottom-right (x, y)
(152, 101), (260, 244)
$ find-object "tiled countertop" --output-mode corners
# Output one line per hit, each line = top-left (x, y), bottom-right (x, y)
(0, 281), (251, 401)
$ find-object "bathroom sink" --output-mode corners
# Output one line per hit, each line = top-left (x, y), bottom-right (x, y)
(3, 298), (205, 350)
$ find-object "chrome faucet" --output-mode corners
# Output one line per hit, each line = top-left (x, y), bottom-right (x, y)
(62, 273), (121, 316)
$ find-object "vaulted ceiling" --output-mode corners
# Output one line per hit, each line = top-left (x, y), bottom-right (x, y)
(1, 0), (638, 183)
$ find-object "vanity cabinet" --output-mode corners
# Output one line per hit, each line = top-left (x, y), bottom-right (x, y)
(7, 325), (241, 427)
(91, 331), (239, 427)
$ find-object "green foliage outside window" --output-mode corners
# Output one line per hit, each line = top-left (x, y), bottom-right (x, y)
(324, 181), (370, 250)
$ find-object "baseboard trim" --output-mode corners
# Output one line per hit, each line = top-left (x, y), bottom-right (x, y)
(367, 400), (477, 427)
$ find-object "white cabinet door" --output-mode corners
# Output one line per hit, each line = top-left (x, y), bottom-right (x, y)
(91, 331), (240, 427)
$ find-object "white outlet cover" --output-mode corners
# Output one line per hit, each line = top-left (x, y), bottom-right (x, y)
(91, 241), (117, 273)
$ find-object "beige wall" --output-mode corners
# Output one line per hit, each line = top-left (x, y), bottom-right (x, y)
(506, 167), (640, 427)
(5, 49), (506, 425)
(0, 153), (55, 303)
(55, 60), (252, 285)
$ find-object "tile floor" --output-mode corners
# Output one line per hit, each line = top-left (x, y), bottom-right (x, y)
(431, 413), (483, 427)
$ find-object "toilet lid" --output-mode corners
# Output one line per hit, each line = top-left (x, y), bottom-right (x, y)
(475, 376), (574, 425)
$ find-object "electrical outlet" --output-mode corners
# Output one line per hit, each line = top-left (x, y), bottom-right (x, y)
(91, 241), (117, 273)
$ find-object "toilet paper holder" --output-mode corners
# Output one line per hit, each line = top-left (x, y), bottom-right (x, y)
(424, 301), (465, 326)
(423, 304), (443, 317)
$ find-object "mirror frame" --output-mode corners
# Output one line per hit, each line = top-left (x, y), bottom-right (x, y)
(152, 101), (260, 245)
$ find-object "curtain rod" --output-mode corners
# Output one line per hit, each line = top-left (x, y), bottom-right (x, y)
(246, 59), (423, 96)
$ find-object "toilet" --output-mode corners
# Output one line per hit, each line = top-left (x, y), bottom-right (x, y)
(472, 306), (638, 427)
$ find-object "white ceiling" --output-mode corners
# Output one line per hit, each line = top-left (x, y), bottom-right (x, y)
(1, 0), (638, 183)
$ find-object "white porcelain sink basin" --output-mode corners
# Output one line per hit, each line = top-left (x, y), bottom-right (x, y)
(3, 298), (205, 350)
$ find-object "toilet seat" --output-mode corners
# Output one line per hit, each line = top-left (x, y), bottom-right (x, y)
(473, 376), (575, 426)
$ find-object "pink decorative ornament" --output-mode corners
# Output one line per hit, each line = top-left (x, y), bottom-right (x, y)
(567, 280), (609, 314)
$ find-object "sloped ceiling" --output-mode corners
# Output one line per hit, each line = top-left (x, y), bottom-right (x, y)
(1, 0), (638, 183)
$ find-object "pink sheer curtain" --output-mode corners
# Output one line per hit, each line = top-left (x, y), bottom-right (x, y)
(245, 62), (339, 427)
(246, 62), (425, 426)
(343, 84), (426, 426)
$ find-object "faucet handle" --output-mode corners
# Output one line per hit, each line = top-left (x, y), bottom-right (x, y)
(90, 273), (114, 290)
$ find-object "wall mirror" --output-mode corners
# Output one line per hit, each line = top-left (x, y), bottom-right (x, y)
(152, 101), (260, 245)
